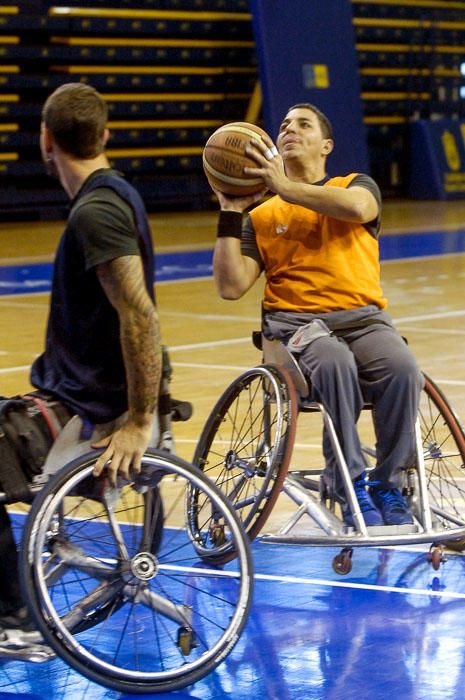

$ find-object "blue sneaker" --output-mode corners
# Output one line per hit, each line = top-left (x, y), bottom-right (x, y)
(369, 487), (414, 525)
(342, 476), (384, 527)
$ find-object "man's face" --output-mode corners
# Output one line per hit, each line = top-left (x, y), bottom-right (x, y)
(276, 107), (332, 163)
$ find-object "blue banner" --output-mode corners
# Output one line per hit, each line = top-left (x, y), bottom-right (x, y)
(409, 119), (465, 199)
(250, 0), (369, 175)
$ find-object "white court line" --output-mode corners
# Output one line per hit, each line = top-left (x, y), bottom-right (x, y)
(2, 357), (464, 388)
(399, 326), (465, 336)
(172, 361), (249, 371)
(0, 364), (30, 374)
(431, 379), (465, 386)
(395, 309), (465, 324)
(162, 310), (258, 322)
(171, 361), (465, 387)
(169, 337), (251, 352)
(153, 563), (465, 601)
(252, 570), (465, 600)
(9, 512), (464, 601)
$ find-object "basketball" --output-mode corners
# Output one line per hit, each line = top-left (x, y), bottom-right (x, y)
(202, 121), (270, 196)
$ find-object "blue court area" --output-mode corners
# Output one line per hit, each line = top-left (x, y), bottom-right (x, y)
(0, 250), (214, 296)
(2, 517), (465, 700)
(2, 226), (465, 700)
(1, 228), (465, 295)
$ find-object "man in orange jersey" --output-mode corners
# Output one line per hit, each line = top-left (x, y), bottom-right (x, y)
(210, 103), (423, 528)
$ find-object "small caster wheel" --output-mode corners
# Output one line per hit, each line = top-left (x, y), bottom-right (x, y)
(332, 547), (353, 575)
(428, 544), (446, 571)
(209, 522), (226, 546)
(176, 626), (198, 655)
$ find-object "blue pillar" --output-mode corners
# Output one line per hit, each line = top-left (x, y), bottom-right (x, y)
(250, 0), (369, 175)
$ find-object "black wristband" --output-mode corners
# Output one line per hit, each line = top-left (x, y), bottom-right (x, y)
(217, 210), (242, 239)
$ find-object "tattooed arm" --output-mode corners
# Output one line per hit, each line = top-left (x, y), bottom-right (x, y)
(91, 254), (162, 484)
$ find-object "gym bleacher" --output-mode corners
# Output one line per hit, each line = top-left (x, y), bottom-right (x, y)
(353, 0), (465, 196)
(0, 0), (255, 219)
(0, 0), (464, 218)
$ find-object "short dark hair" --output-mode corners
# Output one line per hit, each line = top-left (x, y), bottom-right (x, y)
(286, 103), (333, 140)
(42, 82), (108, 158)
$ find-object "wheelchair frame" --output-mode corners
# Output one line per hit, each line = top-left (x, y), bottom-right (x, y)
(0, 348), (253, 694)
(16, 449), (252, 694)
(190, 336), (465, 574)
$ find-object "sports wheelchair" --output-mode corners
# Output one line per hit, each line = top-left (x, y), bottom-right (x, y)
(188, 334), (465, 574)
(0, 349), (253, 695)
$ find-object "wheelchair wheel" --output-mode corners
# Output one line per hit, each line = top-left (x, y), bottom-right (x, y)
(420, 374), (465, 533)
(20, 449), (253, 694)
(189, 364), (297, 564)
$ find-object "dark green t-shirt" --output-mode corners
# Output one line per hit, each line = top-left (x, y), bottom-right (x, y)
(30, 169), (155, 423)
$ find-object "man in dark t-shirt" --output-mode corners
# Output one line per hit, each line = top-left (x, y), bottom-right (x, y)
(0, 83), (162, 636)
(31, 172), (155, 424)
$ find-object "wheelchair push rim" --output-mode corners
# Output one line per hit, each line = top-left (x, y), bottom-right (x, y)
(189, 364), (297, 564)
(20, 449), (253, 694)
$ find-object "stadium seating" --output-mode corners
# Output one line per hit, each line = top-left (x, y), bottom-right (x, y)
(0, 1), (256, 218)
(0, 0), (464, 216)
(352, 0), (465, 196)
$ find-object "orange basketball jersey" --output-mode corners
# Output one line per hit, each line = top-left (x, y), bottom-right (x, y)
(249, 174), (388, 313)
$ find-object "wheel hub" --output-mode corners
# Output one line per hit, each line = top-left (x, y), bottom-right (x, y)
(225, 449), (237, 470)
(225, 449), (256, 476)
(130, 552), (158, 580)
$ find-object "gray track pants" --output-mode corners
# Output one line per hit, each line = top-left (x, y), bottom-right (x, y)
(263, 306), (424, 498)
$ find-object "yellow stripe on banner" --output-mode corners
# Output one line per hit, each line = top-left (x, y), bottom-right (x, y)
(108, 120), (222, 129)
(362, 91), (431, 99)
(0, 152), (17, 160)
(364, 116), (409, 124)
(434, 44), (465, 53)
(0, 35), (19, 43)
(49, 8), (251, 21)
(353, 17), (431, 28)
(0, 123), (18, 131)
(0, 7), (18, 14)
(0, 94), (18, 101)
(56, 65), (257, 75)
(355, 16), (465, 33)
(103, 93), (248, 101)
(353, 0), (465, 9)
(360, 66), (460, 77)
(51, 36), (254, 48)
(438, 20), (465, 30)
(0, 64), (18, 72)
(356, 42), (433, 51)
(107, 146), (203, 157)
(352, 16), (465, 31)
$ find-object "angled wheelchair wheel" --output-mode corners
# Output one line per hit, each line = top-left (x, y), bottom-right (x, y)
(189, 364), (297, 564)
(20, 449), (253, 694)
(420, 374), (465, 535)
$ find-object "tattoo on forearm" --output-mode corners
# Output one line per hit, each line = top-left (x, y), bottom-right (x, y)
(97, 256), (162, 418)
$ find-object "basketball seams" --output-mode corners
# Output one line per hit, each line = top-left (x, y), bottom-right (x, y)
(205, 123), (266, 147)
(202, 154), (263, 188)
